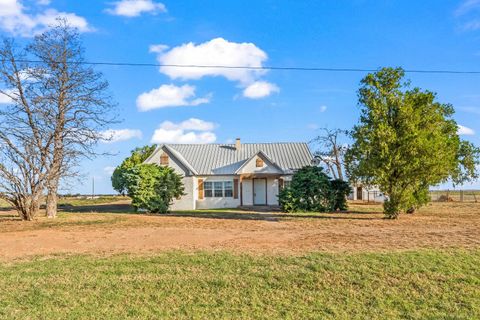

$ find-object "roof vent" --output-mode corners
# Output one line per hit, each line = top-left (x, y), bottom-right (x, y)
(235, 138), (241, 150)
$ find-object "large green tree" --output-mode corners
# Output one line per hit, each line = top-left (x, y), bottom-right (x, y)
(111, 145), (156, 195)
(346, 67), (479, 218)
(125, 164), (185, 213)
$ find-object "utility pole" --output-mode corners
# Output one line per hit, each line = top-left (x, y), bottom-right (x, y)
(92, 176), (95, 199)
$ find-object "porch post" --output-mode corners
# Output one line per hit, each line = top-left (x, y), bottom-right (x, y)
(240, 175), (243, 206)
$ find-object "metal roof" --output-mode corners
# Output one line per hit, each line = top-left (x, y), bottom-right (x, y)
(154, 142), (313, 175)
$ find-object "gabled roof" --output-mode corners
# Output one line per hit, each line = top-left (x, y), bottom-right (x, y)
(146, 142), (313, 175)
(234, 150), (283, 174)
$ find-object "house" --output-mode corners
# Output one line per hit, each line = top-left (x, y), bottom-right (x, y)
(348, 183), (386, 203)
(143, 139), (314, 210)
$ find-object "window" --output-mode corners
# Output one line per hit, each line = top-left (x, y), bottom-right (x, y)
(214, 182), (223, 197)
(202, 181), (234, 198)
(204, 182), (213, 197)
(224, 181), (233, 197)
(160, 153), (169, 165)
(256, 158), (264, 167)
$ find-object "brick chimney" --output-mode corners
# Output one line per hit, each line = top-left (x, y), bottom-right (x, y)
(235, 138), (241, 150)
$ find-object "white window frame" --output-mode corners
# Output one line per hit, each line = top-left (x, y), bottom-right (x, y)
(203, 180), (234, 198)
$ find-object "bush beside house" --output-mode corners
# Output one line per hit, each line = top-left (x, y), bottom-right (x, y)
(279, 166), (351, 213)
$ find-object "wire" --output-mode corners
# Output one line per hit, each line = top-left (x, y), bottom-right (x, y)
(13, 59), (480, 74)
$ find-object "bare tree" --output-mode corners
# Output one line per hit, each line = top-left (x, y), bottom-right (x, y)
(0, 40), (50, 220)
(311, 128), (349, 180)
(0, 20), (116, 219)
(28, 20), (116, 218)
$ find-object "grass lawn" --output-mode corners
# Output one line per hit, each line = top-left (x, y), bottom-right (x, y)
(0, 250), (479, 319)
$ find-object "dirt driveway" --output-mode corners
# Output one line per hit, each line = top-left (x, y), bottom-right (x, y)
(0, 202), (479, 260)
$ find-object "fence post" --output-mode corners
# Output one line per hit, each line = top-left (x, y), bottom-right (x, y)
(460, 190), (464, 202)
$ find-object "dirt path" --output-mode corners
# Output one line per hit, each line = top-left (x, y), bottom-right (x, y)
(1, 202), (479, 260)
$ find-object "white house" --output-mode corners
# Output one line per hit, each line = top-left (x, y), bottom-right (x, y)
(348, 183), (386, 203)
(143, 139), (314, 210)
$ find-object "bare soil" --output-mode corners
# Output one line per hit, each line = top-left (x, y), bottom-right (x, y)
(0, 201), (479, 260)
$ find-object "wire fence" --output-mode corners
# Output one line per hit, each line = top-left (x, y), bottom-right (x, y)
(351, 190), (480, 203)
(429, 190), (479, 203)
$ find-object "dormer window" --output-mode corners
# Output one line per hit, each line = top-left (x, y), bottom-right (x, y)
(160, 153), (169, 166)
(256, 158), (264, 167)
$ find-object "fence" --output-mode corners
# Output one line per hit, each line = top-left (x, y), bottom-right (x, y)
(429, 190), (479, 203)
(352, 190), (480, 203)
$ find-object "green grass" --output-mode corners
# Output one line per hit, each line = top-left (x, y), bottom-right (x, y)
(0, 250), (478, 319)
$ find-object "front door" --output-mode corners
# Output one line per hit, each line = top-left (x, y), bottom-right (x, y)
(253, 178), (267, 205)
(357, 186), (363, 200)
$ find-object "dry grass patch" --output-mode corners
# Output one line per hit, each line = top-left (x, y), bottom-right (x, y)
(0, 201), (479, 259)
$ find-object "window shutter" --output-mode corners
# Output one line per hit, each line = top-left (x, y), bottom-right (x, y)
(198, 179), (204, 200)
(233, 179), (239, 199)
(160, 153), (169, 165)
(278, 179), (284, 193)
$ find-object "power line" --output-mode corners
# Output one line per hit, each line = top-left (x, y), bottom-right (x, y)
(14, 59), (480, 74)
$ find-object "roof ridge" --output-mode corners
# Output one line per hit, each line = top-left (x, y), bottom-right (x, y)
(166, 142), (309, 146)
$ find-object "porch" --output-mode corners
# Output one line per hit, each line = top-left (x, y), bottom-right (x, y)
(238, 173), (285, 207)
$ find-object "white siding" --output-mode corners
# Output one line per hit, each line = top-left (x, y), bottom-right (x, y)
(238, 155), (282, 175)
(170, 176), (195, 210)
(267, 178), (279, 205)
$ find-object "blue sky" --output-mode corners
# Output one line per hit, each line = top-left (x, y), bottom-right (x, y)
(1, 0), (480, 193)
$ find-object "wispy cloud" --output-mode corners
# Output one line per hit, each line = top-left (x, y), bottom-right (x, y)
(100, 129), (143, 143)
(106, 0), (166, 17)
(455, 0), (480, 31)
(458, 124), (475, 135)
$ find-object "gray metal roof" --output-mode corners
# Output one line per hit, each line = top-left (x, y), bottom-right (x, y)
(157, 143), (313, 175)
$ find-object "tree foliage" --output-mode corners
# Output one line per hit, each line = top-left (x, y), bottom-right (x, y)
(111, 146), (184, 213)
(124, 164), (185, 214)
(346, 67), (480, 218)
(279, 166), (351, 213)
(111, 145), (156, 195)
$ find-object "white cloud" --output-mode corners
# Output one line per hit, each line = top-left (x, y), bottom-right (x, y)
(100, 129), (143, 143)
(242, 81), (279, 99)
(106, 0), (166, 17)
(151, 118), (217, 144)
(137, 84), (211, 111)
(154, 38), (268, 84)
(160, 118), (216, 131)
(149, 44), (169, 53)
(458, 124), (475, 135)
(103, 166), (116, 176)
(0, 0), (92, 36)
(319, 105), (327, 112)
(0, 89), (15, 104)
(307, 123), (319, 130)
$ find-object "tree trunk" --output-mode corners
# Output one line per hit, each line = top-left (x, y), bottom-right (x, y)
(46, 179), (59, 218)
(16, 193), (40, 221)
(46, 189), (58, 218)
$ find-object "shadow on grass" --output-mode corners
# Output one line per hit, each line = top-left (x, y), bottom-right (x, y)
(59, 203), (135, 214)
(57, 203), (382, 221)
(165, 211), (381, 221)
